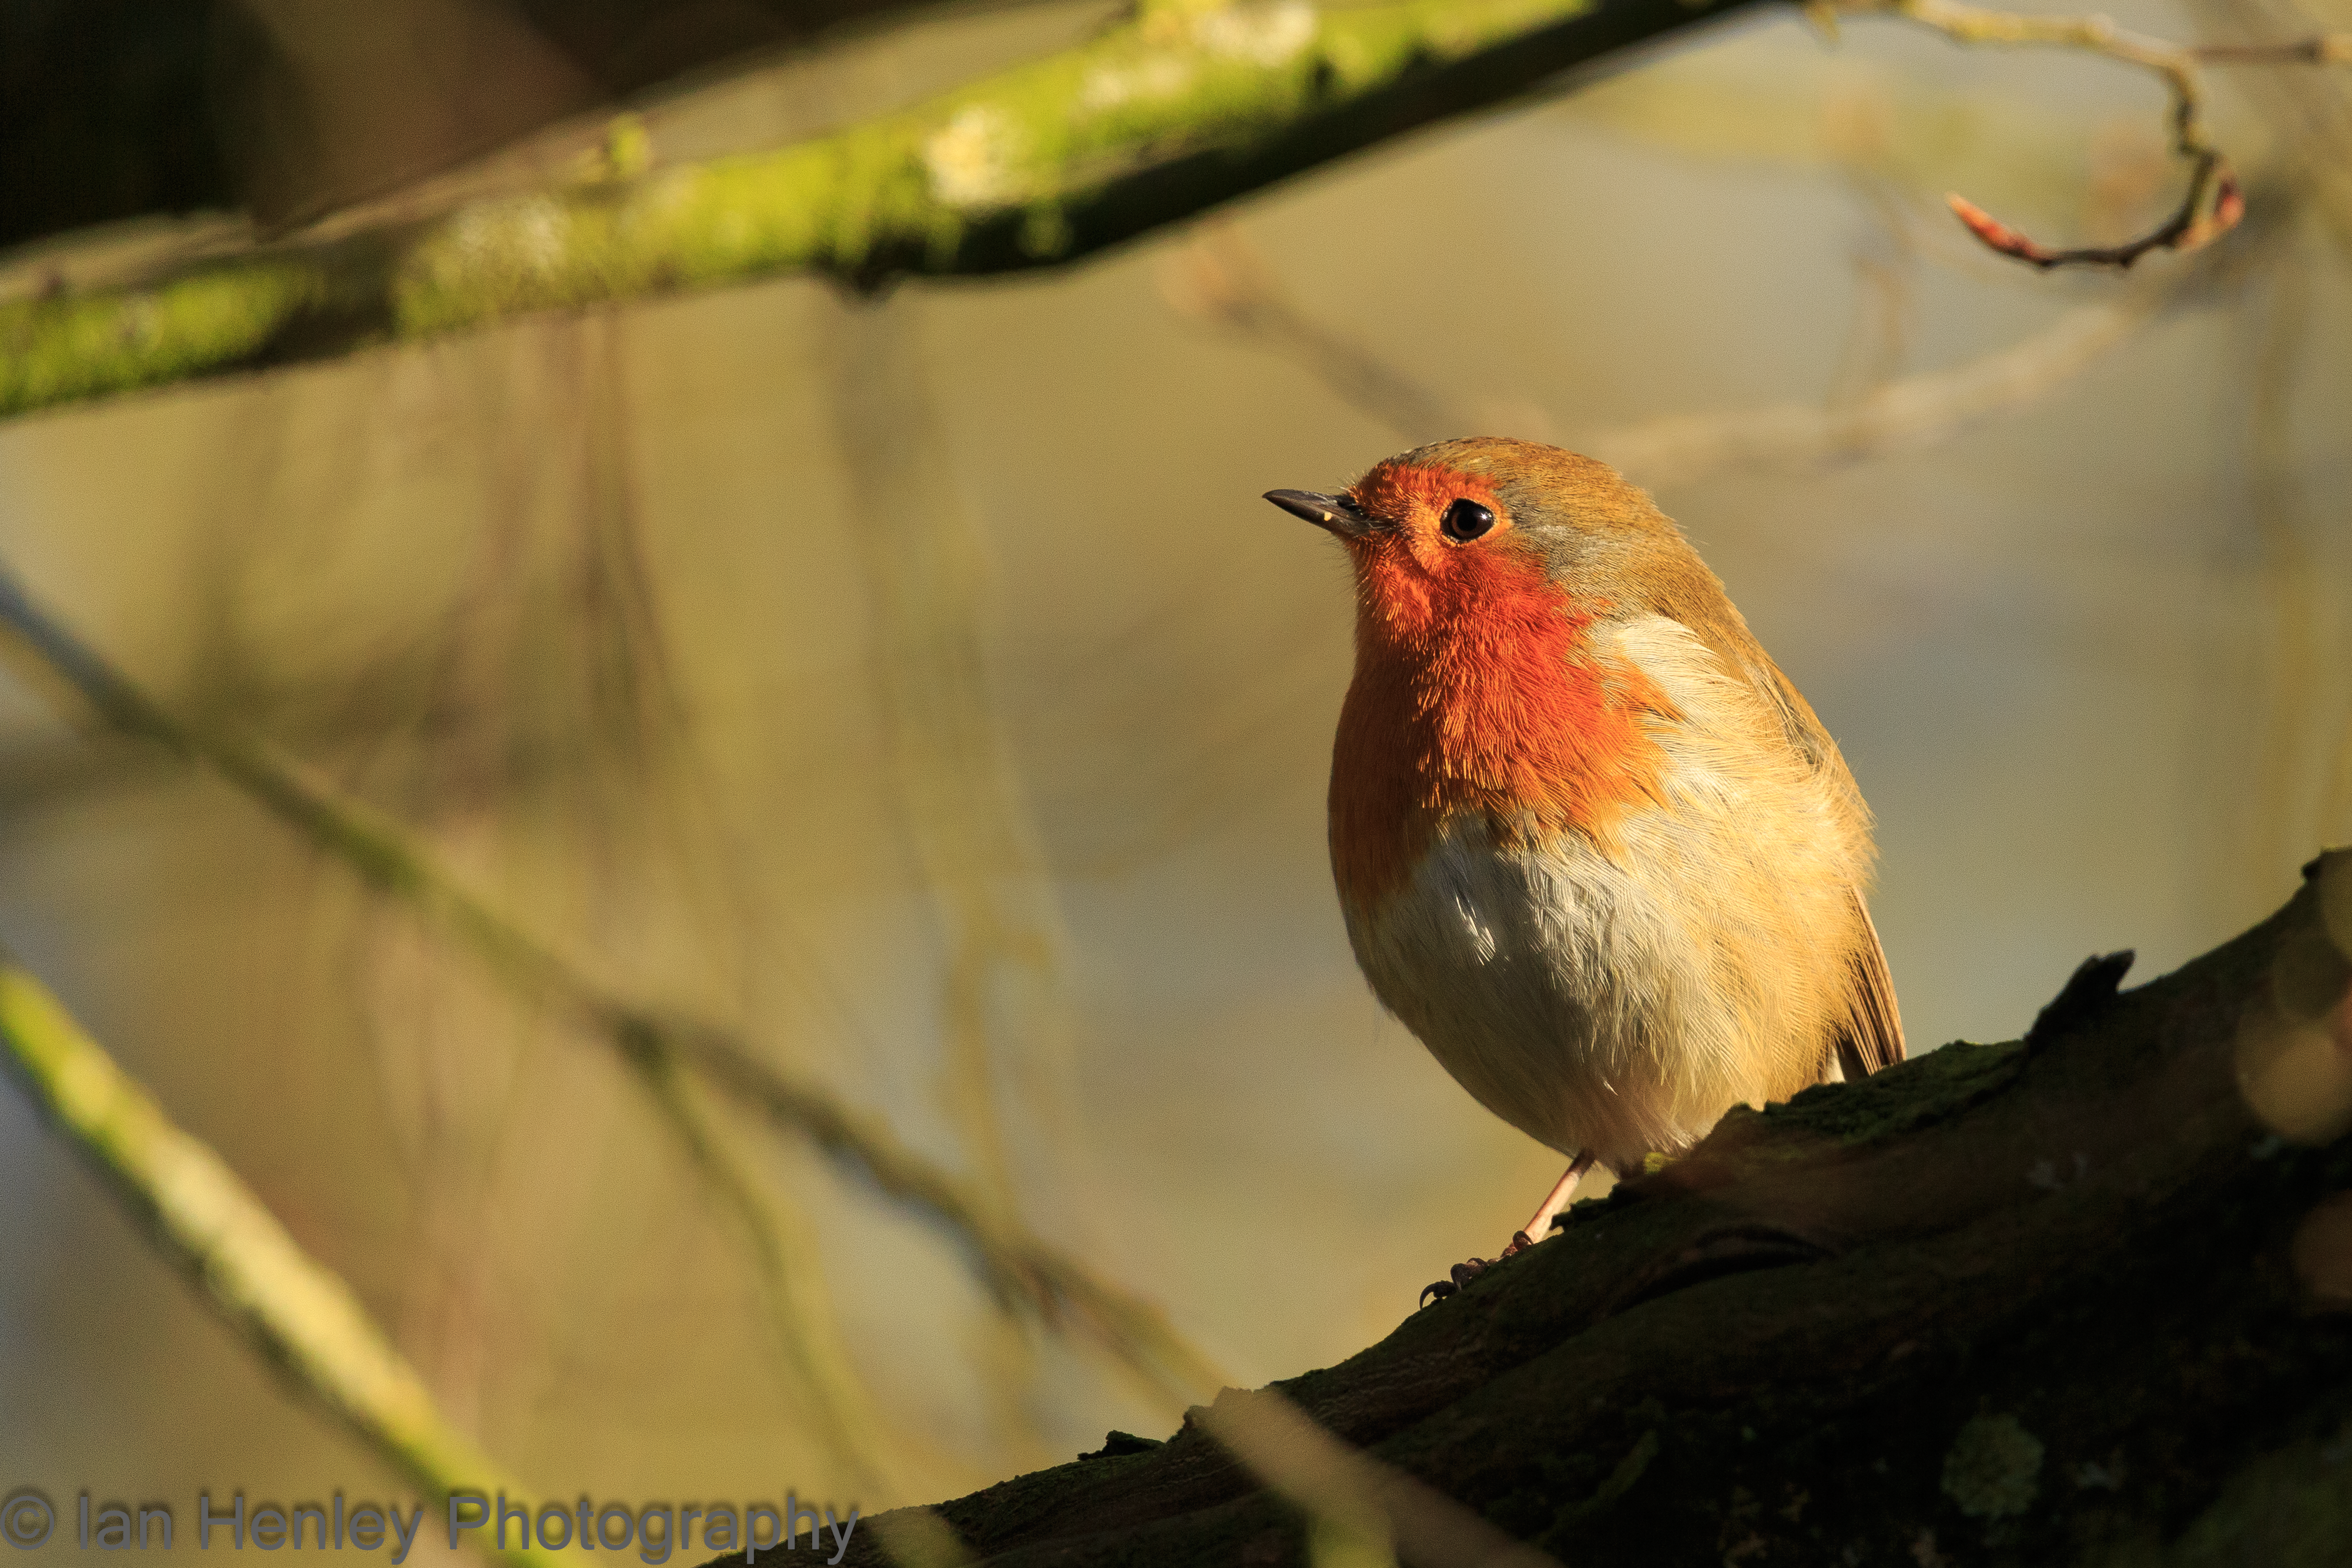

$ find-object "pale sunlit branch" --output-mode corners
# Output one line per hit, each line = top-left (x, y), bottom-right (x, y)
(0, 959), (560, 1568)
(1195, 1388), (1562, 1568)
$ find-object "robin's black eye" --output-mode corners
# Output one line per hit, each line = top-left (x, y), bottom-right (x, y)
(1440, 498), (1495, 542)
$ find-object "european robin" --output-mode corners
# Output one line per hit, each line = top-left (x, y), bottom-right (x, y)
(1264, 438), (1904, 1299)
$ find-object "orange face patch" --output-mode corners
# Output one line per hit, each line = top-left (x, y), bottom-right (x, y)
(1328, 461), (1676, 913)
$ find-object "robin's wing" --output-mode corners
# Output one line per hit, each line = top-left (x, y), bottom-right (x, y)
(1731, 645), (1835, 776)
(1834, 890), (1907, 1077)
(1722, 644), (1908, 1078)
(1632, 555), (1908, 1076)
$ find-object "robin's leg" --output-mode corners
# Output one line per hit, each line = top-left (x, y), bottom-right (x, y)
(1513, 1152), (1598, 1249)
(1419, 1153), (1597, 1306)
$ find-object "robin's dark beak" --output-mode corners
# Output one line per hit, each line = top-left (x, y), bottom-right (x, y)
(1263, 489), (1375, 538)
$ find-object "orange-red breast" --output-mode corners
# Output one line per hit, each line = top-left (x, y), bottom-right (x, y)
(1265, 438), (1904, 1292)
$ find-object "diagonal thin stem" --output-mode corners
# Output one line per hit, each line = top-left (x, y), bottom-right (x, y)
(0, 566), (1226, 1409)
(617, 1026), (897, 1492)
(0, 560), (894, 1483)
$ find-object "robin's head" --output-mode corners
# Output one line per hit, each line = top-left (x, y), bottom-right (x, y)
(1265, 440), (1697, 904)
(1264, 438), (1683, 634)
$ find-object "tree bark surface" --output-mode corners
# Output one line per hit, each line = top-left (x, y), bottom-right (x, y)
(743, 850), (2352, 1567)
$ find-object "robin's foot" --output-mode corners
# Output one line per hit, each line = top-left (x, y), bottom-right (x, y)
(1419, 1154), (1598, 1306)
(1417, 1231), (1539, 1306)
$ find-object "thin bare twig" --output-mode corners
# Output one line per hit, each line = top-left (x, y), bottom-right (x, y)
(2228, 256), (2321, 922)
(1848, 0), (2345, 268)
(1584, 249), (2203, 485)
(1159, 209), (2263, 490)
(1589, 184), (2276, 481)
(0, 958), (559, 1568)
(624, 1033), (900, 1492)
(2194, 34), (2352, 65)
(1160, 227), (1458, 440)
(0, 568), (1227, 1411)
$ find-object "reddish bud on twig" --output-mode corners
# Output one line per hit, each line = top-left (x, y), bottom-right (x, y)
(1945, 156), (2242, 271)
(1945, 193), (2063, 267)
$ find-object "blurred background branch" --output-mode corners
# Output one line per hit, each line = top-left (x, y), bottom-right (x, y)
(2191, 0), (2352, 249)
(1847, 0), (2271, 267)
(0, 562), (901, 1482)
(1158, 190), (2283, 485)
(0, 564), (1225, 1436)
(0, 956), (558, 1568)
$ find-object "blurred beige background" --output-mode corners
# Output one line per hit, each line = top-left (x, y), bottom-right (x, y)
(2, 0), (2348, 1556)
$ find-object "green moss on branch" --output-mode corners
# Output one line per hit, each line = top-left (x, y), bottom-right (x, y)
(0, 0), (1760, 417)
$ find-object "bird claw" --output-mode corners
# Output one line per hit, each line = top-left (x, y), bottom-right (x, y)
(1420, 1237), (1537, 1306)
(1418, 1258), (1487, 1306)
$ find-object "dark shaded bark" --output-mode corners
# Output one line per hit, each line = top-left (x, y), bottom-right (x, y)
(0, 0), (1037, 249)
(748, 850), (2352, 1567)
(0, 0), (232, 249)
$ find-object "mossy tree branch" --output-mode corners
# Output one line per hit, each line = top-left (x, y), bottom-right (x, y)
(0, 0), (1766, 419)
